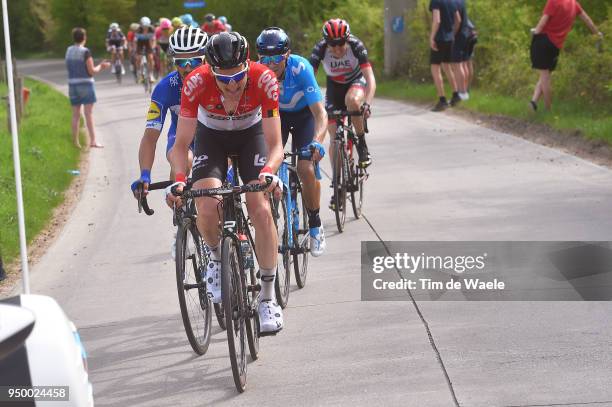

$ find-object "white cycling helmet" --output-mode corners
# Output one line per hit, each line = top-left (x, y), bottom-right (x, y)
(169, 26), (208, 55)
(109, 22), (119, 30)
(140, 16), (152, 27)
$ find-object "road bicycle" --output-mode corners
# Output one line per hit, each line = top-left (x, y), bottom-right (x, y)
(175, 159), (269, 392)
(136, 180), (226, 356)
(139, 53), (152, 94)
(113, 57), (123, 84)
(328, 109), (369, 233)
(271, 148), (321, 307)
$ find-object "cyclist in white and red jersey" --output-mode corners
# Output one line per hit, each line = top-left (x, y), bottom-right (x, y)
(309, 19), (376, 173)
(167, 32), (285, 334)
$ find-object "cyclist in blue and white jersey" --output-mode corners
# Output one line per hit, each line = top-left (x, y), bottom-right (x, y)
(131, 26), (208, 199)
(256, 27), (328, 256)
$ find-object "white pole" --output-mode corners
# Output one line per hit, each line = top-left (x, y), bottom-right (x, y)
(2, 0), (30, 294)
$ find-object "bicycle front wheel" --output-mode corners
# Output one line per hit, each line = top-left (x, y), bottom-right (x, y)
(332, 141), (347, 233)
(175, 218), (212, 355)
(293, 175), (309, 288)
(221, 236), (248, 393)
(272, 195), (290, 309)
(349, 142), (363, 219)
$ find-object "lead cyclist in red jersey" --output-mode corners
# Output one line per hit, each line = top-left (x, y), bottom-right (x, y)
(167, 32), (285, 334)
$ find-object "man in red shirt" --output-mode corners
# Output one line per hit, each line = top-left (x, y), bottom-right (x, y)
(201, 13), (226, 35)
(529, 0), (603, 111)
(167, 32), (285, 335)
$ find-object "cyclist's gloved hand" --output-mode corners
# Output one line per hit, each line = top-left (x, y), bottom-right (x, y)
(165, 173), (186, 208)
(258, 166), (284, 194)
(306, 141), (326, 162)
(131, 169), (151, 199)
(361, 102), (371, 119)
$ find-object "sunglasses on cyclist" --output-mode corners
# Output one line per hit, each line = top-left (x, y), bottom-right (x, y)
(173, 56), (205, 68)
(259, 54), (286, 65)
(212, 65), (249, 84)
(327, 39), (346, 47)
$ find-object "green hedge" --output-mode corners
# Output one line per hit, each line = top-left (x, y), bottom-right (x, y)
(1, 0), (383, 74)
(405, 0), (611, 109)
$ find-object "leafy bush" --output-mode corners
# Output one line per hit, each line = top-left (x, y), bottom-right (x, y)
(2, 0), (383, 72)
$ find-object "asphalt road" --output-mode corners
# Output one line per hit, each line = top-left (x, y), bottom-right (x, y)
(15, 59), (612, 407)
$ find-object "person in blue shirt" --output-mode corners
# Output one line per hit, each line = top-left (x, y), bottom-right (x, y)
(131, 26), (208, 197)
(256, 27), (328, 257)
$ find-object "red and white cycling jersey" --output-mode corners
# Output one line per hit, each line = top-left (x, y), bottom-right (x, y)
(180, 61), (280, 131)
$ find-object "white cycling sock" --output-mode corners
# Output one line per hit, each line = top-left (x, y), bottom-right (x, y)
(260, 267), (276, 301)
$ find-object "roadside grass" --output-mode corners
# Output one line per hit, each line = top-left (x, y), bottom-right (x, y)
(377, 80), (612, 143)
(0, 79), (80, 266)
(316, 67), (611, 143)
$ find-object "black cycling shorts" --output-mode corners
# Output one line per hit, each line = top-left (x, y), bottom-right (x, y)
(430, 41), (453, 65)
(137, 40), (153, 55)
(281, 107), (314, 159)
(192, 121), (268, 184)
(159, 43), (169, 53)
(530, 33), (560, 71)
(325, 76), (367, 112)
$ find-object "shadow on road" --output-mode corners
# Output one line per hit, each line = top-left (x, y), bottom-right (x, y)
(80, 314), (240, 406)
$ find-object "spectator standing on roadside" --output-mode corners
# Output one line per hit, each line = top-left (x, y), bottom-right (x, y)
(451, 0), (469, 103)
(429, 0), (460, 112)
(463, 18), (477, 92)
(201, 14), (226, 35)
(65, 27), (110, 148)
(530, 0), (603, 112)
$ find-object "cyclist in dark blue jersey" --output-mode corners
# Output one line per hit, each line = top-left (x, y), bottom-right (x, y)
(257, 27), (328, 257)
(131, 26), (208, 198)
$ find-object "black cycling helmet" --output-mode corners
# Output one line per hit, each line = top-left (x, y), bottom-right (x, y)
(205, 31), (249, 69)
(256, 27), (290, 56)
(204, 13), (215, 23)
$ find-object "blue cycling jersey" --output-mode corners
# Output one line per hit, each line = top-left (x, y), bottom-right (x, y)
(278, 54), (322, 112)
(145, 70), (182, 140)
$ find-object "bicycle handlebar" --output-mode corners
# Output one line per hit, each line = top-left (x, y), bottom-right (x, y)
(326, 109), (369, 134)
(136, 180), (173, 216)
(285, 149), (322, 180)
(184, 181), (269, 199)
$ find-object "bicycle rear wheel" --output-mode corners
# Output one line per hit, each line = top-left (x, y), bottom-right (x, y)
(175, 218), (212, 355)
(332, 142), (347, 233)
(272, 195), (290, 308)
(349, 141), (363, 219)
(221, 236), (248, 393)
(293, 175), (309, 288)
(115, 60), (122, 84)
